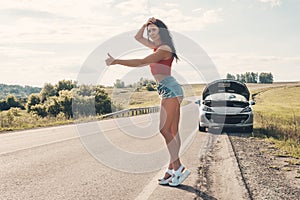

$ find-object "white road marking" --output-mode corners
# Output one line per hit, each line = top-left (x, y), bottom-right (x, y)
(134, 168), (165, 200)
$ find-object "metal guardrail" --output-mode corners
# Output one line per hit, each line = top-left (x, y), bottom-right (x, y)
(102, 106), (160, 119)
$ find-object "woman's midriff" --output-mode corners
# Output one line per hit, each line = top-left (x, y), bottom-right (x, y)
(153, 74), (170, 84)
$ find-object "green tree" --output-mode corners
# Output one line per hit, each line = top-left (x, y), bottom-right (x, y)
(58, 90), (73, 118)
(226, 73), (236, 80)
(251, 72), (258, 83)
(72, 94), (95, 117)
(26, 94), (41, 112)
(46, 96), (61, 117)
(0, 84), (41, 99)
(259, 72), (273, 84)
(240, 74), (246, 83)
(40, 83), (56, 102)
(55, 80), (77, 95)
(245, 72), (253, 83)
(31, 104), (47, 117)
(94, 86), (112, 115)
(114, 79), (125, 88)
(236, 74), (241, 82)
(77, 85), (93, 96)
(0, 100), (10, 111)
(6, 94), (20, 108)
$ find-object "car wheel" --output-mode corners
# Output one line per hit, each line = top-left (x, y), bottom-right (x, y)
(199, 125), (206, 132)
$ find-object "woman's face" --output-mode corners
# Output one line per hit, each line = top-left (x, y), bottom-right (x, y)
(148, 24), (160, 41)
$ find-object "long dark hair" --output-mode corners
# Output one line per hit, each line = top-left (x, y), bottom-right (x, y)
(147, 19), (179, 62)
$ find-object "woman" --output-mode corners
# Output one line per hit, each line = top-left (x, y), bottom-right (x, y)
(105, 17), (190, 186)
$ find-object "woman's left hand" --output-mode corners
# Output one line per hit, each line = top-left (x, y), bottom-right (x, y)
(105, 53), (115, 66)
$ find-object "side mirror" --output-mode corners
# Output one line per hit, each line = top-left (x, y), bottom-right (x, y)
(195, 100), (201, 105)
(250, 100), (256, 105)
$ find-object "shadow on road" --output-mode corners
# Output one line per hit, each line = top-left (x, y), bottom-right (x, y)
(161, 184), (218, 200)
(203, 127), (256, 138)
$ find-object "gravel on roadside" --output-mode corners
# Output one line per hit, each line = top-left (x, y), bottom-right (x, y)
(229, 134), (300, 200)
(195, 133), (300, 200)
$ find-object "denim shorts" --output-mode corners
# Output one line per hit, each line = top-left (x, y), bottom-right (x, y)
(157, 76), (184, 99)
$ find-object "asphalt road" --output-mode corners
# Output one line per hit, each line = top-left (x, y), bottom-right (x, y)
(0, 102), (248, 199)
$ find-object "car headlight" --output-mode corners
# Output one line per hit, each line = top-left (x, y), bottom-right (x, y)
(241, 106), (252, 113)
(202, 105), (214, 112)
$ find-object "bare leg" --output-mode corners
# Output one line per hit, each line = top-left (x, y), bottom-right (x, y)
(159, 97), (182, 178)
(170, 98), (181, 170)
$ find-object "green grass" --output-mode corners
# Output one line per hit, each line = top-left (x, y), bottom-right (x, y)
(251, 85), (300, 159)
(267, 138), (300, 159)
(253, 85), (300, 118)
(105, 87), (161, 109)
(0, 109), (73, 133)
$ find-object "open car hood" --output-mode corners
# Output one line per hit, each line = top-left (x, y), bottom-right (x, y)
(202, 79), (250, 100)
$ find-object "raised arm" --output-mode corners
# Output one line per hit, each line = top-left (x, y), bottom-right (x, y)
(106, 46), (172, 67)
(134, 18), (156, 49)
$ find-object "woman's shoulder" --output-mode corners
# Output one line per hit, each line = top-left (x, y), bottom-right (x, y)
(157, 44), (172, 52)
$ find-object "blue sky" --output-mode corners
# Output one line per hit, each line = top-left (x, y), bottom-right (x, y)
(0, 0), (299, 86)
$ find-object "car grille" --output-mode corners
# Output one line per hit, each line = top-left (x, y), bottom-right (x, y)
(205, 113), (249, 124)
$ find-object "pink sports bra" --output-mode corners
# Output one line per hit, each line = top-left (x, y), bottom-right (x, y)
(149, 45), (174, 76)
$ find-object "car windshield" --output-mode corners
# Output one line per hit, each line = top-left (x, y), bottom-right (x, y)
(204, 93), (249, 108)
(204, 93), (247, 101)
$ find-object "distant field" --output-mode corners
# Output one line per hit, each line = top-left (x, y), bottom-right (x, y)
(105, 82), (300, 109)
(253, 85), (300, 118)
(105, 88), (161, 109)
(104, 83), (207, 109)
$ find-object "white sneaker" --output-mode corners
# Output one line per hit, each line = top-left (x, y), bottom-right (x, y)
(158, 168), (173, 185)
(168, 165), (191, 187)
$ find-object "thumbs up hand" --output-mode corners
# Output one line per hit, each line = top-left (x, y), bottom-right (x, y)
(105, 53), (115, 66)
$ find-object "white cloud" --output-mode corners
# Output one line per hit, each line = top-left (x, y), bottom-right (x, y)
(0, 0), (124, 45)
(150, 7), (223, 31)
(113, 1), (223, 31)
(114, 0), (149, 15)
(0, 0), (113, 19)
(192, 8), (203, 13)
(0, 1), (223, 46)
(258, 0), (282, 7)
(0, 46), (54, 58)
(164, 3), (180, 8)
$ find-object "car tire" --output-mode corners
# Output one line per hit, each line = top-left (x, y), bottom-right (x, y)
(199, 125), (206, 132)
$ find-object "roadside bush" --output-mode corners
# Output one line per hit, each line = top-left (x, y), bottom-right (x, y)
(0, 100), (10, 111)
(58, 90), (73, 118)
(46, 96), (61, 117)
(26, 94), (41, 112)
(9, 107), (21, 117)
(72, 94), (95, 117)
(94, 86), (112, 115)
(6, 111), (14, 126)
(31, 104), (47, 117)
(6, 94), (20, 108)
